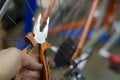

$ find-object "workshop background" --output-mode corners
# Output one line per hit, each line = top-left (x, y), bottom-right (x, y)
(0, 0), (120, 80)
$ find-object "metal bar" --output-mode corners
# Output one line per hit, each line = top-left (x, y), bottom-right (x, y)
(71, 0), (100, 63)
(49, 20), (85, 34)
(50, 0), (84, 27)
(40, 0), (56, 27)
(49, 0), (66, 26)
(83, 0), (118, 52)
(65, 0), (87, 38)
(94, 0), (109, 29)
(0, 0), (13, 20)
(82, 27), (107, 52)
(100, 29), (120, 51)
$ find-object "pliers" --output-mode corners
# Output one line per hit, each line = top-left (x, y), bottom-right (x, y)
(16, 14), (51, 80)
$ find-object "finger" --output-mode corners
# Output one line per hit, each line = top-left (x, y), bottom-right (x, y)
(29, 54), (39, 61)
(22, 70), (41, 79)
(17, 75), (38, 80)
(48, 58), (56, 68)
(21, 53), (42, 71)
(16, 69), (41, 80)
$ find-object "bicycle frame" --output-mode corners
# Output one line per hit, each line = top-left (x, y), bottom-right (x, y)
(71, 0), (100, 64)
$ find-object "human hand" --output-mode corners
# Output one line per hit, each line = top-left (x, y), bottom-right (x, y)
(0, 47), (42, 80)
(16, 54), (42, 80)
(15, 51), (56, 80)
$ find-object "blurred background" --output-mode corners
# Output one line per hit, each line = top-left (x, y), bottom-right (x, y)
(0, 0), (120, 80)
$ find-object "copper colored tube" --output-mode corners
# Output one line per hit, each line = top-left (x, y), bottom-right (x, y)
(71, 0), (100, 63)
(103, 0), (115, 28)
(49, 20), (86, 34)
(40, 0), (56, 27)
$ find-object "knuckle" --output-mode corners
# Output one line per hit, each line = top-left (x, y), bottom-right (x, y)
(8, 47), (22, 57)
(9, 47), (21, 53)
(9, 47), (18, 50)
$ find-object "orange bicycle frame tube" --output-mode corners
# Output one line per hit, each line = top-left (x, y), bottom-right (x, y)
(103, 0), (116, 28)
(40, 0), (56, 27)
(49, 20), (86, 34)
(71, 0), (100, 64)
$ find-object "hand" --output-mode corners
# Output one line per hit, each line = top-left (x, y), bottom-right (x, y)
(16, 54), (42, 80)
(0, 47), (42, 80)
(16, 54), (56, 80)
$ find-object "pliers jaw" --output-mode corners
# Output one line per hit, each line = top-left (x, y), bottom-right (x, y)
(33, 14), (50, 44)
